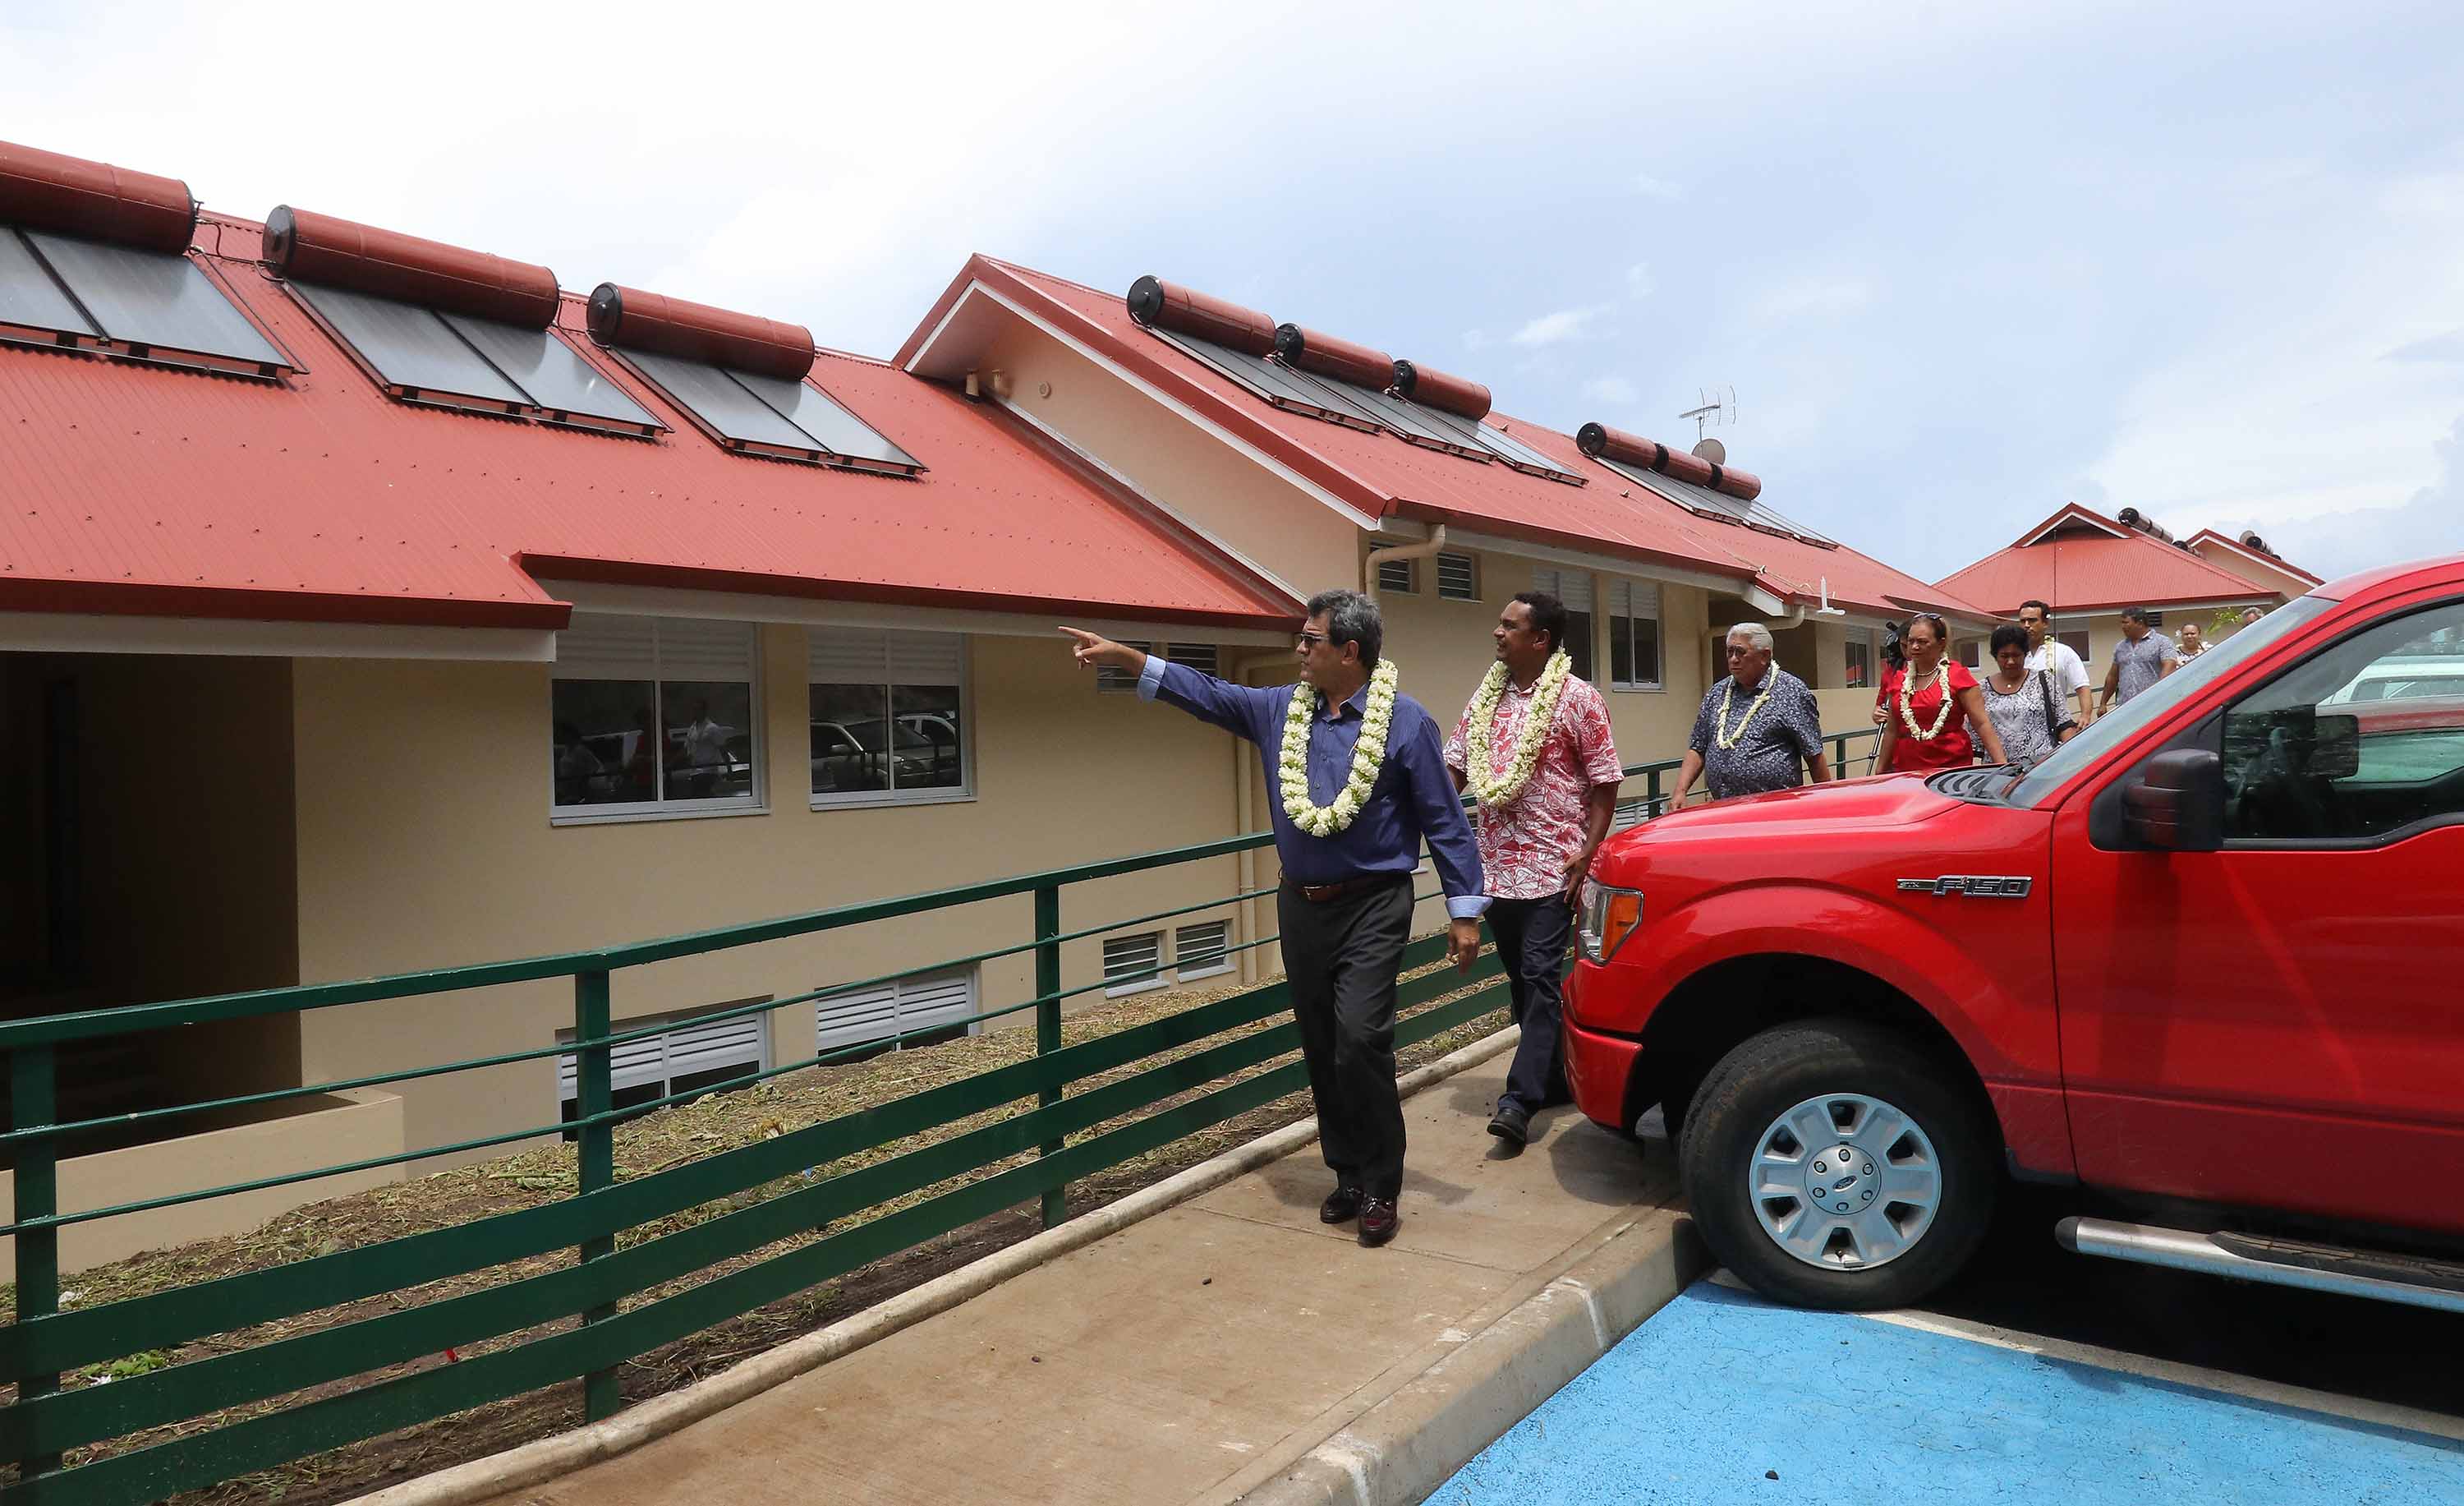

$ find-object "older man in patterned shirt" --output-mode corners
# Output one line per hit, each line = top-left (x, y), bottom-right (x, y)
(1446, 593), (1624, 1149)
(1665, 623), (1833, 807)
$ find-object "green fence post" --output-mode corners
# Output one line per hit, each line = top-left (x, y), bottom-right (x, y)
(1034, 885), (1065, 1227)
(574, 969), (619, 1421)
(10, 1043), (63, 1481)
(1646, 766), (1664, 817)
(1832, 734), (1847, 775)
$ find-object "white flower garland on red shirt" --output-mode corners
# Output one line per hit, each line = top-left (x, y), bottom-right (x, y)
(1897, 661), (1956, 739)
(1461, 652), (1574, 808)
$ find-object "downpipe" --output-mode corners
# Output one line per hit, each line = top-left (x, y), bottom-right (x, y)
(2056, 1217), (2464, 1315)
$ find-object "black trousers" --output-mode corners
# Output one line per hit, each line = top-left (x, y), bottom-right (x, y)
(1487, 894), (1572, 1115)
(1276, 875), (1414, 1201)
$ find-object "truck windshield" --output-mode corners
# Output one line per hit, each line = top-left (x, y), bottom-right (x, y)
(2006, 596), (2337, 808)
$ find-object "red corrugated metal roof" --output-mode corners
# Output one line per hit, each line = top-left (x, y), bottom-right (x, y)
(911, 256), (1993, 624)
(1937, 504), (2276, 613)
(0, 216), (1298, 633)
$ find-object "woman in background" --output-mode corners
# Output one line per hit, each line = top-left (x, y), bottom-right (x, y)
(1875, 614), (2007, 772)
(1979, 624), (2076, 765)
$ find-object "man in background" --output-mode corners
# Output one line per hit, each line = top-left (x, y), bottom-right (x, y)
(2018, 601), (2094, 727)
(2099, 606), (2180, 712)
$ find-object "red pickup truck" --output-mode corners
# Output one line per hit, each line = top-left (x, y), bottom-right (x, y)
(1564, 554), (2464, 1312)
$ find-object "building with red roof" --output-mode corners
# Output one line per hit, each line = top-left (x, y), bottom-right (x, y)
(2, 139), (1980, 1269)
(1935, 503), (2301, 684)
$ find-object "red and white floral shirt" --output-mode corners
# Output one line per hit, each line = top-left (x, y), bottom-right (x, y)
(1445, 674), (1624, 900)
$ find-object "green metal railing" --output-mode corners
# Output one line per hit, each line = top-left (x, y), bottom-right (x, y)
(0, 726), (1878, 1503)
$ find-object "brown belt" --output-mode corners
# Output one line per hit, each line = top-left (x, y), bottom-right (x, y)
(1286, 876), (1400, 903)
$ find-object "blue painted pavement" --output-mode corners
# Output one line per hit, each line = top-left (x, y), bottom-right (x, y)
(1431, 1281), (2464, 1504)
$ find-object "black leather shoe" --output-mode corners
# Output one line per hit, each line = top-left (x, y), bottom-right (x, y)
(1487, 1101), (1531, 1147)
(1319, 1186), (1364, 1224)
(1358, 1196), (1400, 1247)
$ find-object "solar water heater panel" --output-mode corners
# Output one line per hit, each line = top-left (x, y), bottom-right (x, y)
(28, 231), (287, 371)
(624, 350), (821, 453)
(0, 228), (96, 340)
(295, 282), (528, 405)
(442, 313), (660, 431)
(729, 369), (921, 472)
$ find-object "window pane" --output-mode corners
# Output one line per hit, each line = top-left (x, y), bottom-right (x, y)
(812, 683), (892, 794)
(1609, 616), (1634, 686)
(1632, 615), (1662, 686)
(1564, 609), (1594, 683)
(2058, 629), (2092, 665)
(893, 684), (964, 790)
(554, 679), (657, 806)
(661, 680), (756, 801)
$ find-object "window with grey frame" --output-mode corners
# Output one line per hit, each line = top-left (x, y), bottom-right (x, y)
(809, 628), (969, 802)
(551, 615), (761, 815)
(1608, 580), (1663, 690)
(1436, 551), (1478, 601)
(1844, 626), (1874, 689)
(1529, 567), (1596, 682)
(1375, 555), (1418, 594)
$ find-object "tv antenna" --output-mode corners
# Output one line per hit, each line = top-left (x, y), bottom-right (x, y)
(1678, 385), (1735, 440)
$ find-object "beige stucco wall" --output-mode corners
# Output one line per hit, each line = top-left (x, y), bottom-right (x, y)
(289, 629), (1254, 1160)
(982, 321), (1358, 601)
(2187, 542), (2317, 602)
(0, 1088), (401, 1281)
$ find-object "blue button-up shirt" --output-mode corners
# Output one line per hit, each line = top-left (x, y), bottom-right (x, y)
(1139, 656), (1488, 919)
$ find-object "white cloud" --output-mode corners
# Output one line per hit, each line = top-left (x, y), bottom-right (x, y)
(1630, 174), (1683, 200)
(1509, 306), (1608, 348)
(2238, 412), (2464, 581)
(1749, 276), (1876, 323)
(2387, 331), (2464, 364)
(1625, 262), (1655, 299)
(1584, 376), (1641, 405)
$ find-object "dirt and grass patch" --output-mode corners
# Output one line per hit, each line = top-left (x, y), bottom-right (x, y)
(4, 958), (1510, 1505)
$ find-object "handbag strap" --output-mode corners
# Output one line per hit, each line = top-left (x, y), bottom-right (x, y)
(2037, 669), (2062, 733)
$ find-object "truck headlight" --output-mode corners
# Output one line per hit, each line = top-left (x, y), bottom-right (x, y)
(1578, 883), (1643, 964)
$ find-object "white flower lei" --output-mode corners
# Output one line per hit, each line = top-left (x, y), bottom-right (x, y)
(1462, 652), (1574, 808)
(1280, 659), (1401, 836)
(1712, 674), (1774, 750)
(1897, 661), (1956, 740)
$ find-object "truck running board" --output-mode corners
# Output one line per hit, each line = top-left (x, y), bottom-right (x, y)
(2055, 1218), (2464, 1315)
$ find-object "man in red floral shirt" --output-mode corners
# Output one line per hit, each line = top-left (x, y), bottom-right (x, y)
(1446, 593), (1625, 1148)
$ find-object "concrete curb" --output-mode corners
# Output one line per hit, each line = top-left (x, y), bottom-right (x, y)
(1234, 1202), (1709, 1506)
(347, 1026), (1520, 1506)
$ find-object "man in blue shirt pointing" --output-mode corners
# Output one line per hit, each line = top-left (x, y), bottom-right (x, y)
(1064, 589), (1487, 1248)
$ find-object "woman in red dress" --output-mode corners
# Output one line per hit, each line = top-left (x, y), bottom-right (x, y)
(1875, 614), (2008, 773)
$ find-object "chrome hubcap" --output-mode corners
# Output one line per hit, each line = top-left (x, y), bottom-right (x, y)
(1747, 1092), (1942, 1271)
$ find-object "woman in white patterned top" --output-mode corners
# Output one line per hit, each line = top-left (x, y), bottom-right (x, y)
(1979, 624), (2076, 763)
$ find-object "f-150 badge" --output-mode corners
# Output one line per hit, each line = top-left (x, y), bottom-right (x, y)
(1896, 876), (2033, 898)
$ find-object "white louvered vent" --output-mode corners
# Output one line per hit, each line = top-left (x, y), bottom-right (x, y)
(559, 1010), (766, 1101)
(816, 969), (978, 1051)
(1611, 580), (1661, 617)
(657, 619), (759, 680)
(1103, 933), (1165, 995)
(1437, 552), (1478, 600)
(1175, 920), (1232, 979)
(1375, 556), (1416, 593)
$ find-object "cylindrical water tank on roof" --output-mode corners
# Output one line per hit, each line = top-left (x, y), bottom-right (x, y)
(1391, 360), (1492, 421)
(1575, 422), (1666, 470)
(1272, 325), (1395, 390)
(586, 285), (815, 381)
(264, 206), (561, 328)
(0, 140), (195, 251)
(1125, 276), (1278, 357)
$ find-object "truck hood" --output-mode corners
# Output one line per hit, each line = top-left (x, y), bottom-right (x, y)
(1620, 772), (1966, 847)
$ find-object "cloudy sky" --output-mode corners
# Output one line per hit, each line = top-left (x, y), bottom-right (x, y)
(11, 0), (2462, 584)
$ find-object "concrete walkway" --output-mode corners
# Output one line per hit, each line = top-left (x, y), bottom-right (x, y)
(479, 1049), (1685, 1506)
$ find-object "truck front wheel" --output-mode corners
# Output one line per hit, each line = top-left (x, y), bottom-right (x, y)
(1678, 1019), (1996, 1310)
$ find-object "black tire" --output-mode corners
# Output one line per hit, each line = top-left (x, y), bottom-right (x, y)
(1677, 1017), (1997, 1310)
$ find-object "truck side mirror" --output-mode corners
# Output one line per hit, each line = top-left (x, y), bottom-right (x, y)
(2122, 748), (2226, 851)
